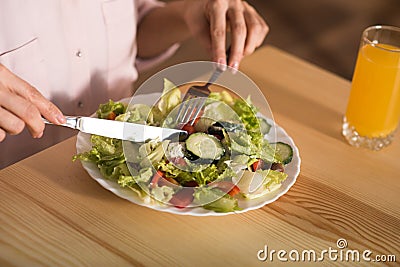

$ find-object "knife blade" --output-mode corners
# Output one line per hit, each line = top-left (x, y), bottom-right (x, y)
(43, 116), (187, 142)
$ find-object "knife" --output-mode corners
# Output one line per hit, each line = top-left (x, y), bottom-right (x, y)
(43, 116), (187, 142)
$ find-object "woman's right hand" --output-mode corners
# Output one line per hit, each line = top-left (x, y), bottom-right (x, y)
(0, 63), (65, 142)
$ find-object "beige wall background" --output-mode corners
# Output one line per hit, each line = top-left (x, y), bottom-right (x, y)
(136, 0), (400, 87)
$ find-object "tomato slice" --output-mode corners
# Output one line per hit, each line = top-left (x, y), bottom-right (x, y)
(182, 124), (195, 135)
(169, 188), (195, 209)
(107, 111), (116, 120)
(210, 181), (240, 197)
(150, 170), (165, 188)
(251, 159), (263, 171)
(158, 176), (180, 187)
(192, 116), (201, 125)
(227, 185), (240, 197)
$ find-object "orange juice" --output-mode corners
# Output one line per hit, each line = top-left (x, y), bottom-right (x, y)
(345, 43), (400, 137)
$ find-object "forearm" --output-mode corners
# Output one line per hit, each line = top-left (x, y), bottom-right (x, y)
(136, 1), (191, 59)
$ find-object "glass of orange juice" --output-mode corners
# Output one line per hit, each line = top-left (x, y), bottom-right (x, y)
(342, 25), (400, 150)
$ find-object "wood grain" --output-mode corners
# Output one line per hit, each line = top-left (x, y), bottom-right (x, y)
(0, 46), (398, 266)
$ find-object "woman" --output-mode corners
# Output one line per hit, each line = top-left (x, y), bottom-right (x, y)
(0, 0), (268, 168)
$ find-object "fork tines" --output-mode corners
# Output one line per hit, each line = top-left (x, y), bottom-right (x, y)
(176, 86), (211, 126)
(176, 65), (225, 126)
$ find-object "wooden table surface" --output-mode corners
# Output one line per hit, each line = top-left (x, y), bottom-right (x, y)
(0, 46), (398, 267)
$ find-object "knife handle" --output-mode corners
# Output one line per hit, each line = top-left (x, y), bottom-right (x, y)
(42, 116), (79, 130)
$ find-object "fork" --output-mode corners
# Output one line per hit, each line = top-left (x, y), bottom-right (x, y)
(176, 50), (230, 126)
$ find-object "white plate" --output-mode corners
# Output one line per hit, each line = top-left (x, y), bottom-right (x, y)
(76, 93), (301, 216)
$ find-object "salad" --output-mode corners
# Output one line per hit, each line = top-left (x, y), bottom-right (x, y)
(74, 79), (293, 213)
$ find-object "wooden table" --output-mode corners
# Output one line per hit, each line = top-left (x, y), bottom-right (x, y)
(0, 46), (398, 266)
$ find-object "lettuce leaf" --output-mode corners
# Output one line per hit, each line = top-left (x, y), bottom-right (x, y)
(208, 91), (234, 105)
(234, 169), (288, 199)
(203, 101), (239, 122)
(232, 97), (263, 147)
(157, 78), (181, 116)
(151, 186), (175, 203)
(73, 135), (124, 163)
(139, 140), (170, 168)
(193, 187), (239, 212)
(115, 103), (151, 124)
(157, 159), (236, 186)
(147, 78), (181, 127)
(96, 100), (126, 119)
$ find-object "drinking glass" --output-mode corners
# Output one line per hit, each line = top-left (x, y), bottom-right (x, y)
(342, 25), (400, 150)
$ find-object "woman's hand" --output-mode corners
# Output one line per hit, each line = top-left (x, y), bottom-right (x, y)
(183, 0), (269, 69)
(0, 64), (65, 142)
(137, 0), (268, 68)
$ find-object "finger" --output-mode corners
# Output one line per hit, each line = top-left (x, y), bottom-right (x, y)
(17, 81), (65, 124)
(0, 128), (5, 142)
(6, 70), (65, 125)
(243, 5), (269, 56)
(0, 106), (26, 136)
(0, 90), (44, 138)
(227, 7), (247, 69)
(244, 7), (268, 55)
(207, 0), (228, 65)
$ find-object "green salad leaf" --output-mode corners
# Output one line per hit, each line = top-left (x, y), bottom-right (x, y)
(96, 100), (126, 119)
(234, 169), (288, 199)
(157, 78), (181, 116)
(73, 135), (128, 180)
(157, 159), (235, 186)
(151, 186), (175, 203)
(116, 104), (151, 124)
(139, 140), (170, 168)
(193, 187), (240, 213)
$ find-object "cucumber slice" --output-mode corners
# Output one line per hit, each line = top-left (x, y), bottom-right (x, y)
(185, 133), (224, 159)
(271, 142), (293, 164)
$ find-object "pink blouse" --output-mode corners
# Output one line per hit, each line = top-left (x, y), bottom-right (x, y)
(0, 0), (178, 168)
